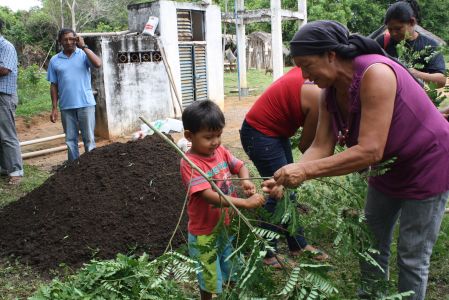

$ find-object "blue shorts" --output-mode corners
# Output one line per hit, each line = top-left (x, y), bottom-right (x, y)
(188, 232), (238, 294)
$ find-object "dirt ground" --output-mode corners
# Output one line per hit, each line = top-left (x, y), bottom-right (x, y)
(0, 135), (187, 274)
(16, 96), (258, 170)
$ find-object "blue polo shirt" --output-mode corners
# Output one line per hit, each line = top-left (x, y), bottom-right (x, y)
(47, 48), (96, 110)
(0, 36), (18, 95)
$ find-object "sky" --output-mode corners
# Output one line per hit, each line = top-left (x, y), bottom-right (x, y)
(0, 0), (42, 11)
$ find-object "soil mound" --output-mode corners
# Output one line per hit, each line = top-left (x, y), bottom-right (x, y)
(0, 135), (187, 273)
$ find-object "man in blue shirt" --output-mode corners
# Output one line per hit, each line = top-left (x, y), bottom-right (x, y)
(47, 28), (102, 161)
(0, 19), (23, 185)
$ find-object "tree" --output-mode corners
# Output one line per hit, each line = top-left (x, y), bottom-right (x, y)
(346, 0), (386, 35)
(41, 0), (140, 32)
(419, 0), (449, 43)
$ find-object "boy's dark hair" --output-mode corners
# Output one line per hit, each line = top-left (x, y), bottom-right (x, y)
(0, 19), (4, 32)
(182, 100), (225, 133)
(385, 0), (421, 24)
(58, 28), (77, 41)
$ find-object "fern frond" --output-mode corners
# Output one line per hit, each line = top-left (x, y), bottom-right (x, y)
(278, 266), (301, 296)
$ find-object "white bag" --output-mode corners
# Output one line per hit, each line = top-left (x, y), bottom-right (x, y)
(142, 16), (159, 36)
(177, 138), (192, 153)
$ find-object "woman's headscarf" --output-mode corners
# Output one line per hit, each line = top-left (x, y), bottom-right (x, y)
(290, 20), (385, 58)
(289, 20), (422, 86)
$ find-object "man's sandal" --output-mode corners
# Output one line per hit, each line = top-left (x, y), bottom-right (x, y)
(291, 248), (329, 262)
(8, 176), (22, 186)
(264, 255), (294, 269)
(309, 249), (329, 261)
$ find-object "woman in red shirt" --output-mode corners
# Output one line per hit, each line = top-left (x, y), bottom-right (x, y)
(240, 67), (327, 267)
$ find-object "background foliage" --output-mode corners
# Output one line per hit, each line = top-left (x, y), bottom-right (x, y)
(1, 0), (448, 68)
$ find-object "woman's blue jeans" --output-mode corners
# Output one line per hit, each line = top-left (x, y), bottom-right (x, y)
(60, 106), (96, 161)
(240, 120), (307, 257)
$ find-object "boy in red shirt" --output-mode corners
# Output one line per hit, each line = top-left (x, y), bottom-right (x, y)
(180, 100), (265, 300)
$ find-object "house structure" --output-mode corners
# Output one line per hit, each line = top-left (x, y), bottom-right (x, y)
(82, 1), (223, 139)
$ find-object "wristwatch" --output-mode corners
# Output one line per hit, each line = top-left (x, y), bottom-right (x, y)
(81, 45), (88, 50)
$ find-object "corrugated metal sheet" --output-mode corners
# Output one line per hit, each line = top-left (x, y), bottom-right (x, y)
(177, 10), (193, 42)
(194, 46), (208, 101)
(177, 10), (208, 107)
(179, 45), (195, 107)
(179, 45), (208, 107)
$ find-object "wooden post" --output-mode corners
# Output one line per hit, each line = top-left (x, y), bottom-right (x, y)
(271, 0), (283, 81)
(298, 0), (307, 28)
(236, 0), (248, 96)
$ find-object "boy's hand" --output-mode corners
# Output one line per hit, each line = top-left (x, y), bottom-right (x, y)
(262, 179), (284, 200)
(244, 193), (265, 208)
(241, 179), (256, 197)
(270, 185), (284, 200)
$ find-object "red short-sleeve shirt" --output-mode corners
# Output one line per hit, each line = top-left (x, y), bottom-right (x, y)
(180, 145), (243, 235)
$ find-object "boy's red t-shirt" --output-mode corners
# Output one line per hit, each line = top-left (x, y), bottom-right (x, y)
(180, 145), (244, 235)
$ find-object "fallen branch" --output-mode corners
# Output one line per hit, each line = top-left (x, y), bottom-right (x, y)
(139, 116), (289, 271)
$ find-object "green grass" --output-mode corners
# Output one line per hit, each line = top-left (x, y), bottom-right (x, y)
(0, 165), (50, 208)
(224, 67), (293, 96)
(16, 67), (51, 118)
(427, 216), (449, 299)
(0, 259), (46, 300)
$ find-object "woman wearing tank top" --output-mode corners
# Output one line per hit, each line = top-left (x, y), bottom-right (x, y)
(262, 20), (449, 300)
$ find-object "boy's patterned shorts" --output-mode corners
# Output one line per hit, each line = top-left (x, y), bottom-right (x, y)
(188, 233), (237, 294)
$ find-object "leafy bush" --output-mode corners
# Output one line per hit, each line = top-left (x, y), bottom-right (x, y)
(16, 65), (51, 117)
(395, 41), (448, 108)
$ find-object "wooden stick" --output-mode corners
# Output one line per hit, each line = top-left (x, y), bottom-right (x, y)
(156, 37), (183, 117)
(211, 176), (271, 181)
(139, 117), (253, 229)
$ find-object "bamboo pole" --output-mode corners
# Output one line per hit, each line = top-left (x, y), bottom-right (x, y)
(140, 116), (252, 228)
(21, 142), (82, 159)
(20, 134), (66, 146)
(78, 30), (130, 37)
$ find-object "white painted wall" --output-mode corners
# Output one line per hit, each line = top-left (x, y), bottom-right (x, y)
(163, 1), (224, 110)
(101, 36), (172, 137)
(158, 1), (183, 117)
(204, 4), (224, 109)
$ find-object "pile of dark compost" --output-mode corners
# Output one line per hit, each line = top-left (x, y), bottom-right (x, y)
(0, 135), (187, 273)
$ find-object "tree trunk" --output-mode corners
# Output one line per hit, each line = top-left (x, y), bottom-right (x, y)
(65, 0), (77, 31)
(60, 0), (64, 28)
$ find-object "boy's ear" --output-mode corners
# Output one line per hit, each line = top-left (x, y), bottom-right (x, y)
(184, 130), (193, 141)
